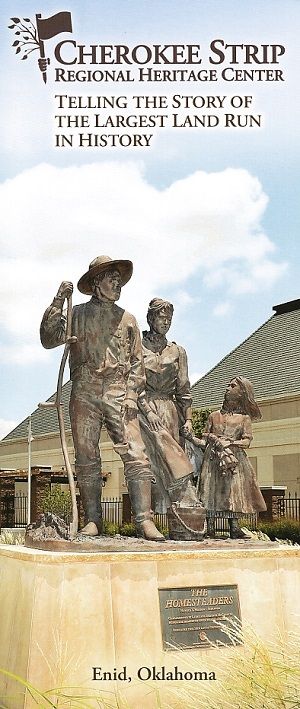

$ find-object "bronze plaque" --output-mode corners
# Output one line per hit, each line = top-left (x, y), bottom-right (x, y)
(159, 584), (242, 650)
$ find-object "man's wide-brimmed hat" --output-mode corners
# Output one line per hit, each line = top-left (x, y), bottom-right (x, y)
(77, 255), (133, 295)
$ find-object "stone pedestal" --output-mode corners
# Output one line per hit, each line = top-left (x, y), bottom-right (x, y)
(0, 543), (299, 708)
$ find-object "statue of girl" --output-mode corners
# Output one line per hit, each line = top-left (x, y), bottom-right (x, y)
(199, 376), (267, 538)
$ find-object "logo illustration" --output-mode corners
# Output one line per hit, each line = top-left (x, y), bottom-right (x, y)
(8, 11), (73, 83)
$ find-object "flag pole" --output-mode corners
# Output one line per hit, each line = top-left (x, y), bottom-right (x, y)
(36, 14), (47, 84)
(27, 415), (32, 525)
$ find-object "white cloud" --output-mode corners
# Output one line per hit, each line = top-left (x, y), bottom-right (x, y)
(0, 419), (18, 441)
(0, 343), (50, 365)
(170, 289), (200, 318)
(190, 372), (204, 385)
(0, 162), (286, 363)
(213, 302), (232, 318)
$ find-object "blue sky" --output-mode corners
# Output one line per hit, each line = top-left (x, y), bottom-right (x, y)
(0, 0), (299, 437)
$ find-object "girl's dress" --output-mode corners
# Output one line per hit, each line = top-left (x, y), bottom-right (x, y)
(200, 411), (266, 514)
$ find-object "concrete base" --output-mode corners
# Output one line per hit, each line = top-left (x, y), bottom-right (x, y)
(0, 543), (299, 708)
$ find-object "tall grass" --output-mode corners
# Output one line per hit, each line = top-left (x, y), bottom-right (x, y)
(0, 530), (25, 545)
(0, 621), (299, 708)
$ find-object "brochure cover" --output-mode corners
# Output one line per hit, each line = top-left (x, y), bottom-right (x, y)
(0, 1), (299, 708)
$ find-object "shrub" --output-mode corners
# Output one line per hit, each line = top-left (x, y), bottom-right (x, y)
(102, 520), (119, 536)
(154, 520), (169, 538)
(258, 517), (300, 544)
(239, 516), (257, 530)
(102, 520), (169, 538)
(41, 484), (72, 522)
(119, 522), (137, 537)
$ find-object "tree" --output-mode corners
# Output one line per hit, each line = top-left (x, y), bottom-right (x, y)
(191, 408), (212, 438)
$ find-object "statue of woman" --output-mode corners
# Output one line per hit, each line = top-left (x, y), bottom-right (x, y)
(199, 376), (267, 538)
(138, 298), (202, 519)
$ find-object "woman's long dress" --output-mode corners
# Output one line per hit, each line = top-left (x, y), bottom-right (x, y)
(139, 337), (193, 513)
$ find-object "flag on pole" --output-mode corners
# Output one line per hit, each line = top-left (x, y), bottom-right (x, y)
(36, 11), (72, 41)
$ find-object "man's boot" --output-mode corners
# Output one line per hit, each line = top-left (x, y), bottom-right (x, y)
(76, 468), (103, 536)
(229, 517), (251, 539)
(127, 478), (165, 541)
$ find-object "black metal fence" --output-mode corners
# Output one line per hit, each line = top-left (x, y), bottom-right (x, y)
(215, 512), (258, 533)
(76, 496), (124, 527)
(277, 492), (300, 520)
(14, 493), (28, 526)
(102, 497), (123, 526)
(2, 493), (300, 531)
(154, 512), (169, 531)
(154, 511), (258, 535)
(0, 493), (28, 528)
(0, 494), (123, 529)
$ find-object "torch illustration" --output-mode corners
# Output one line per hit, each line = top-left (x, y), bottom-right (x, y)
(8, 11), (72, 83)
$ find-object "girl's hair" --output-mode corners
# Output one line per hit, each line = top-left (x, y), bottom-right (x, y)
(223, 376), (262, 420)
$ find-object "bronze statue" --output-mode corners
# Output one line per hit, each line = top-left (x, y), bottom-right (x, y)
(138, 298), (205, 538)
(199, 376), (267, 538)
(40, 256), (164, 541)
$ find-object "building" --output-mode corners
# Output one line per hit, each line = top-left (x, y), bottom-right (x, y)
(0, 381), (126, 525)
(191, 298), (300, 495)
(1, 297), (299, 524)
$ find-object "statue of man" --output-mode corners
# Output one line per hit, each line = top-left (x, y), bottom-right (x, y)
(40, 255), (164, 541)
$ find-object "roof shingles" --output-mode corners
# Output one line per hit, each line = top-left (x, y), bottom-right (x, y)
(3, 302), (300, 439)
(3, 382), (72, 441)
(192, 307), (300, 409)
